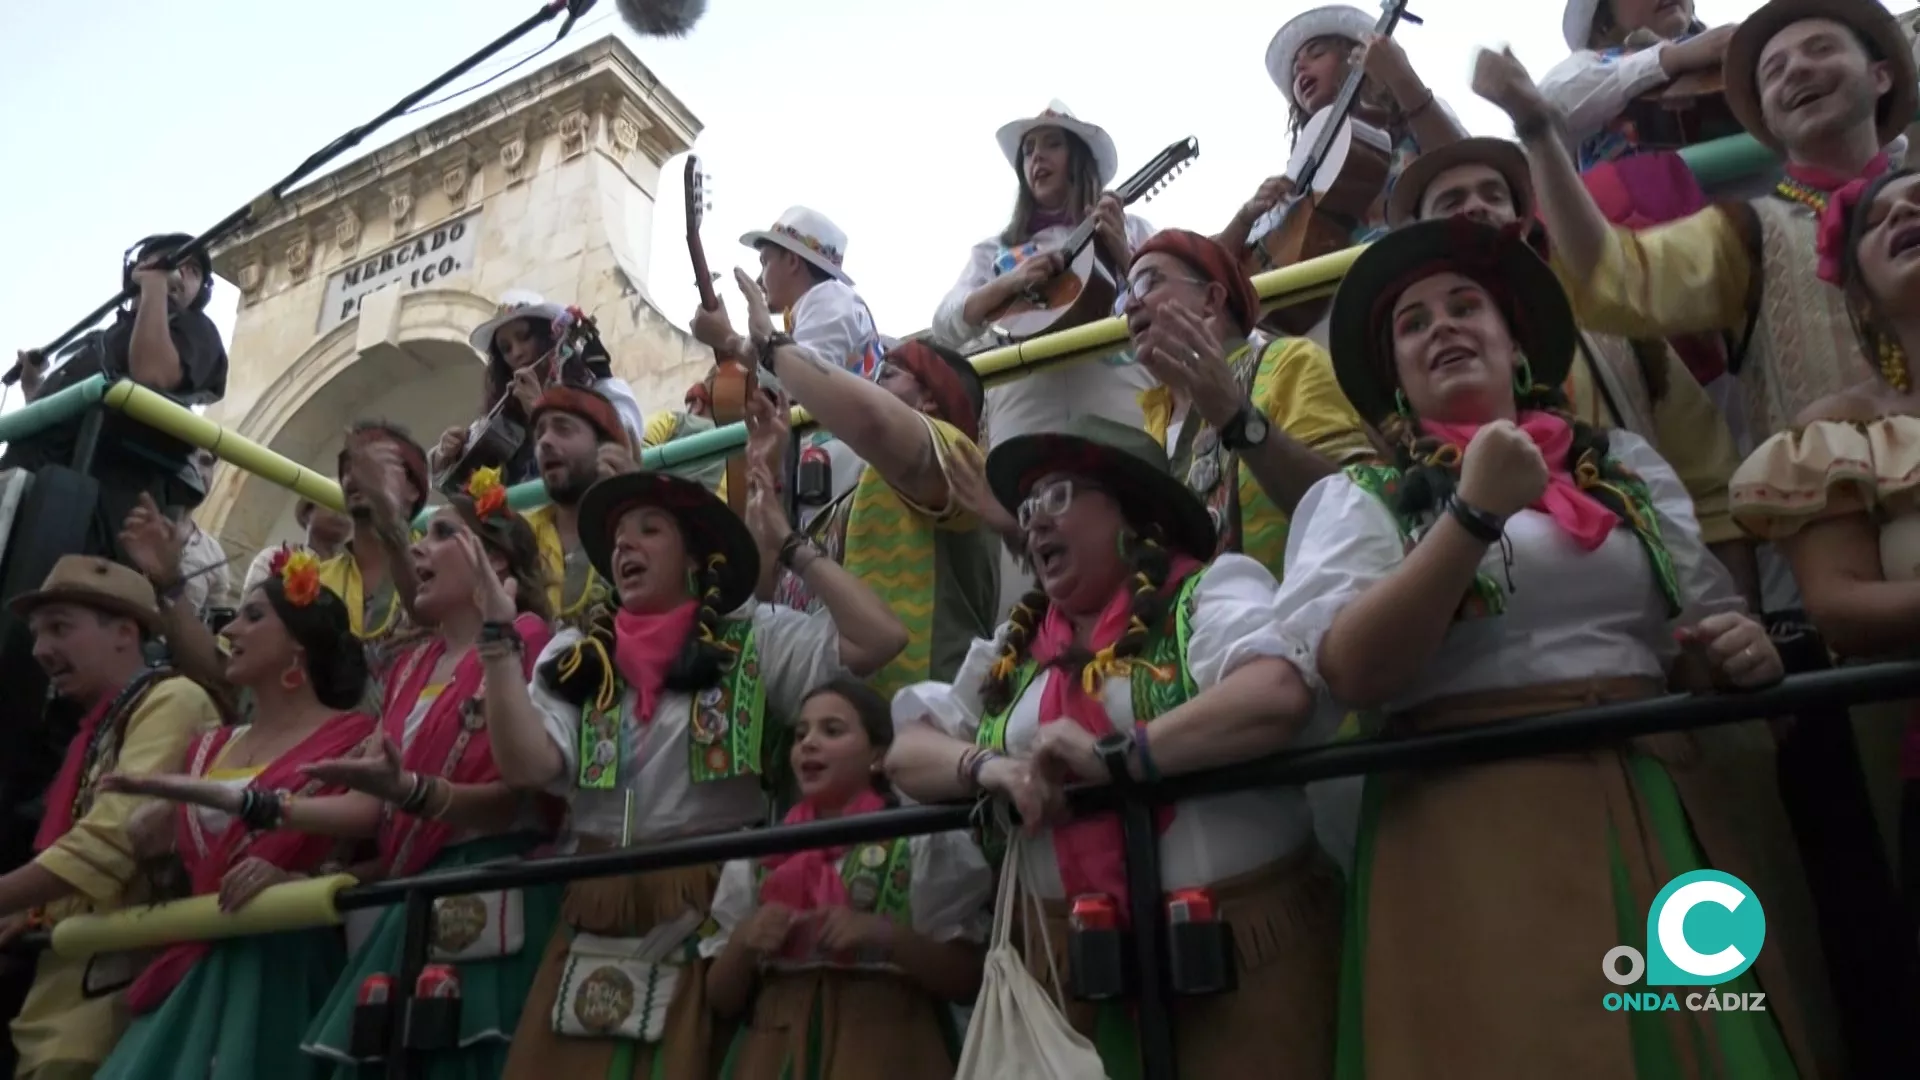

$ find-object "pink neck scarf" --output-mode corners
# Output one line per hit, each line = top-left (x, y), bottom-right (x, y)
(759, 789), (889, 911)
(1422, 411), (1619, 551)
(1785, 152), (1890, 284)
(612, 601), (698, 725)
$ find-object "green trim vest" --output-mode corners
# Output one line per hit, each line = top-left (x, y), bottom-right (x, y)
(575, 618), (769, 790)
(754, 837), (914, 923)
(1340, 463), (1683, 620)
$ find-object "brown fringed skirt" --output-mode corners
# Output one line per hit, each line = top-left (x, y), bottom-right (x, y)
(1343, 676), (1842, 1080)
(721, 967), (957, 1080)
(502, 861), (726, 1080)
(1019, 841), (1345, 1078)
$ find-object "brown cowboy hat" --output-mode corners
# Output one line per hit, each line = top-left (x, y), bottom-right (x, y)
(1387, 137), (1535, 227)
(1329, 218), (1578, 425)
(985, 414), (1216, 562)
(576, 471), (760, 614)
(10, 556), (164, 636)
(1725, 0), (1917, 156)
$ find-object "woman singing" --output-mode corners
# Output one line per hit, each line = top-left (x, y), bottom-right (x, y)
(481, 389), (907, 1080)
(1275, 218), (1835, 1078)
(92, 549), (377, 1080)
(887, 415), (1337, 1078)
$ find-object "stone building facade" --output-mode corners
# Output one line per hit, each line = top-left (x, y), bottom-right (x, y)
(197, 36), (708, 569)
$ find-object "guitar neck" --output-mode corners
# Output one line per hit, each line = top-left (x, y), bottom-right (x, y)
(1293, 0), (1412, 192)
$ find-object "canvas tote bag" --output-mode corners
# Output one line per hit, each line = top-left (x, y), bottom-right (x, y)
(954, 836), (1109, 1080)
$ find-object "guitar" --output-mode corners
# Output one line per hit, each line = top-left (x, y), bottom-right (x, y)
(987, 137), (1200, 342)
(437, 307), (599, 494)
(1623, 64), (1741, 150)
(1242, 0), (1420, 334)
(687, 154), (756, 517)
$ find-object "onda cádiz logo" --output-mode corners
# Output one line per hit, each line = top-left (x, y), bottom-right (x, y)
(1601, 870), (1768, 1013)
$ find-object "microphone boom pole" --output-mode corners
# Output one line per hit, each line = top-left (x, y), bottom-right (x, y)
(5, 0), (599, 387)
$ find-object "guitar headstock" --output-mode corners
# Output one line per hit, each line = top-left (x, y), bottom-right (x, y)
(684, 154), (712, 232)
(1117, 137), (1200, 207)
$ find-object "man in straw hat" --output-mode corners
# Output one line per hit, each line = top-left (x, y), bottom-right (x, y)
(1388, 135), (1757, 607)
(1220, 4), (1465, 259)
(0, 557), (220, 1079)
(1123, 227), (1375, 571)
(1471, 0), (1915, 452)
(753, 330), (999, 698)
(691, 206), (884, 381)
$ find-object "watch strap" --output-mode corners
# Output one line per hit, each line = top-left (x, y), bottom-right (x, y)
(757, 332), (795, 375)
(1219, 404), (1263, 451)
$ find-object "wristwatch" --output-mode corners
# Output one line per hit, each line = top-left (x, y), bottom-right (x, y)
(1219, 405), (1270, 452)
(1093, 731), (1136, 783)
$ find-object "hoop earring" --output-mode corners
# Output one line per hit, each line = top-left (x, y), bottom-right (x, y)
(1513, 355), (1535, 393)
(280, 663), (307, 692)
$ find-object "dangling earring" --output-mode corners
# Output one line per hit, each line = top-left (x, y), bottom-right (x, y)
(1879, 335), (1912, 393)
(1394, 388), (1412, 417)
(1513, 355), (1535, 393)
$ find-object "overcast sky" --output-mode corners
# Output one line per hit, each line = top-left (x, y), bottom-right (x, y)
(0, 0), (1796, 420)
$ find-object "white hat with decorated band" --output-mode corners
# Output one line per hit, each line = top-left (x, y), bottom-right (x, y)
(468, 288), (570, 355)
(739, 206), (854, 285)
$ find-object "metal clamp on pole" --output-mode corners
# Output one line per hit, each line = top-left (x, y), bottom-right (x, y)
(1097, 733), (1178, 1080)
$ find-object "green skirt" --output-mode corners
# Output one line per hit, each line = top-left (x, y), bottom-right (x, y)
(301, 836), (562, 1080)
(1334, 753), (1801, 1079)
(95, 927), (345, 1080)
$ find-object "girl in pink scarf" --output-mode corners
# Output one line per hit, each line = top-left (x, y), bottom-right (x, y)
(706, 677), (990, 1080)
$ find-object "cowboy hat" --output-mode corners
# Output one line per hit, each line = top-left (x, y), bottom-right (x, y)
(468, 289), (571, 355)
(1266, 5), (1376, 108)
(986, 414), (1216, 563)
(1724, 0), (1918, 156)
(577, 471), (760, 614)
(1387, 137), (1535, 227)
(10, 556), (165, 637)
(739, 207), (854, 285)
(995, 100), (1121, 191)
(1328, 218), (1578, 425)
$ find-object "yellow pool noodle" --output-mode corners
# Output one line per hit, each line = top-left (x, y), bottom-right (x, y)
(47, 874), (359, 959)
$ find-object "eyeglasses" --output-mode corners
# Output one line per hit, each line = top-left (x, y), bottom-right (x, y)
(1018, 478), (1092, 531)
(1124, 268), (1208, 305)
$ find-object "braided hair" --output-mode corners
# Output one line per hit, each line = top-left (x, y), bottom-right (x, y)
(979, 524), (1177, 715)
(537, 547), (740, 709)
(1376, 380), (1645, 528)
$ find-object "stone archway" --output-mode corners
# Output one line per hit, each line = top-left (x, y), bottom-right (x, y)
(197, 287), (499, 563)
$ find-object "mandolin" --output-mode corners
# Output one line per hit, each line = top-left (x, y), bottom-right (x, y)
(437, 307), (599, 494)
(1242, 0), (1419, 335)
(988, 137), (1200, 342)
(687, 154), (756, 517)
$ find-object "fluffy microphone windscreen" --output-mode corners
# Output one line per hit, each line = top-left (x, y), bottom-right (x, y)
(614, 0), (708, 37)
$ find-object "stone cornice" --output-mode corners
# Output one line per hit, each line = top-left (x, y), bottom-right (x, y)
(212, 35), (699, 301)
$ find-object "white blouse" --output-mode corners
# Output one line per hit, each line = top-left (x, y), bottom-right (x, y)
(531, 605), (848, 843)
(699, 830), (992, 971)
(929, 214), (1156, 354)
(1538, 46), (1678, 152)
(891, 554), (1310, 898)
(786, 279), (882, 376)
(1274, 430), (1743, 713)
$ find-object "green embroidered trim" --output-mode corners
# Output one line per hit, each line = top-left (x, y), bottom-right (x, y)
(1613, 471), (1684, 617)
(839, 838), (913, 921)
(1342, 463), (1507, 619)
(974, 571), (1207, 863)
(573, 619), (768, 790)
(689, 619), (767, 784)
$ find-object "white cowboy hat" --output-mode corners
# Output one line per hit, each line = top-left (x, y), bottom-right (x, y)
(995, 100), (1120, 191)
(1266, 5), (1376, 108)
(1562, 0), (1603, 50)
(468, 289), (569, 355)
(739, 206), (854, 285)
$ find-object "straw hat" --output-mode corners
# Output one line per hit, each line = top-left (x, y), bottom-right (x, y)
(1387, 137), (1535, 227)
(995, 100), (1121, 190)
(10, 556), (164, 636)
(739, 207), (855, 285)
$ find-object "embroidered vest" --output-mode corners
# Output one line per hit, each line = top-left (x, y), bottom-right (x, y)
(1341, 462), (1684, 619)
(574, 618), (768, 790)
(1739, 198), (1875, 440)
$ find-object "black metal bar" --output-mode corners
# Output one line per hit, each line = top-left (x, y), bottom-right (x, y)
(386, 888), (435, 1080)
(337, 660), (1920, 908)
(5, 0), (576, 381)
(1102, 742), (1177, 1080)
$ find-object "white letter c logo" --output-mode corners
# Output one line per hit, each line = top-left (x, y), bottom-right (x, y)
(1657, 880), (1747, 978)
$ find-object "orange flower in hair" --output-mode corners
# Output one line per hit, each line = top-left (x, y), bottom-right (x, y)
(270, 547), (323, 608)
(466, 466), (509, 520)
